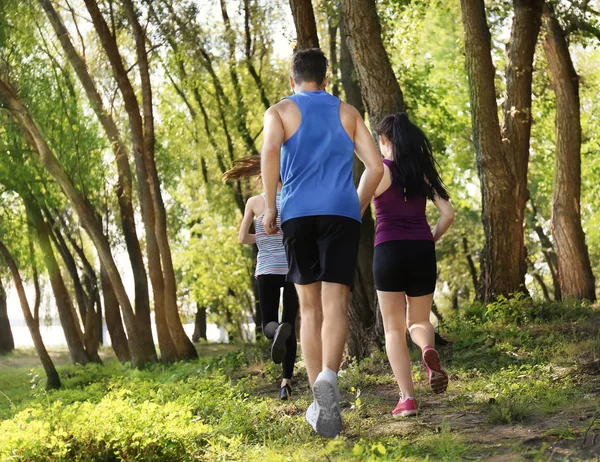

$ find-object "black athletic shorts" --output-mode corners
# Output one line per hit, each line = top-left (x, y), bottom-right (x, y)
(373, 240), (436, 296)
(282, 215), (361, 287)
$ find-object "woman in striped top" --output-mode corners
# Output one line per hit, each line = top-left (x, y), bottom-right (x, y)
(225, 158), (299, 401)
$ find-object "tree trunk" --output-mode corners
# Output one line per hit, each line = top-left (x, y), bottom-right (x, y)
(0, 241), (61, 389)
(192, 304), (207, 342)
(459, 0), (542, 303)
(0, 277), (15, 354)
(341, 0), (405, 129)
(542, 4), (596, 301)
(38, 0), (161, 359)
(340, 3), (403, 358)
(46, 217), (102, 363)
(25, 199), (90, 365)
(28, 234), (41, 324)
(243, 0), (270, 111)
(534, 225), (562, 300)
(0, 78), (157, 367)
(529, 201), (561, 300)
(338, 14), (380, 359)
(528, 259), (551, 301)
(462, 235), (479, 294)
(79, 0), (175, 362)
(329, 18), (339, 97)
(288, 0), (320, 49)
(100, 263), (131, 362)
(126, 0), (197, 360)
(339, 19), (365, 117)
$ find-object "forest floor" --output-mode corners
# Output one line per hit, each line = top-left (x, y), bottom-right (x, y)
(1, 301), (600, 461)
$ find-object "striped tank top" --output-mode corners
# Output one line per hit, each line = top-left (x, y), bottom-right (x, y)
(255, 194), (288, 277)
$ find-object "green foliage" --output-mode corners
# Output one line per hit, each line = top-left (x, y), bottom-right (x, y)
(2, 300), (599, 460)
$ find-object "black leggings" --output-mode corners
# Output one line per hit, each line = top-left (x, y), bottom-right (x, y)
(256, 274), (299, 379)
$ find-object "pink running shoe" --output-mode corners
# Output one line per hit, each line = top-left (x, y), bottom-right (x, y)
(422, 346), (448, 394)
(392, 396), (418, 417)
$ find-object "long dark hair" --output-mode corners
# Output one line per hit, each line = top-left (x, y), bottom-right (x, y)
(377, 112), (450, 201)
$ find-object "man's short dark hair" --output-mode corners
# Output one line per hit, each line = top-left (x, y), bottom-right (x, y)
(292, 48), (328, 85)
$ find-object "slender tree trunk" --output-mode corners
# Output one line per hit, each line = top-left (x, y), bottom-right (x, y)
(529, 201), (561, 300)
(100, 263), (131, 362)
(288, 0), (320, 49)
(329, 18), (339, 97)
(25, 199), (90, 365)
(192, 304), (207, 342)
(542, 4), (596, 301)
(341, 0), (405, 129)
(451, 287), (460, 311)
(38, 0), (161, 358)
(122, 0), (197, 360)
(243, 0), (270, 111)
(0, 277), (15, 354)
(46, 217), (102, 363)
(84, 0), (182, 362)
(28, 234), (41, 324)
(340, 3), (402, 358)
(219, 0), (260, 157)
(528, 259), (551, 301)
(55, 211), (105, 343)
(533, 225), (562, 300)
(459, 0), (542, 303)
(0, 78), (157, 367)
(462, 235), (479, 294)
(0, 241), (61, 389)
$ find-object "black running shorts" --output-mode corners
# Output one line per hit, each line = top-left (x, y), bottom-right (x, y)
(282, 216), (361, 287)
(373, 240), (437, 296)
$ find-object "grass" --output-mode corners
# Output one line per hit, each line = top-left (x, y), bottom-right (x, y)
(1, 300), (599, 461)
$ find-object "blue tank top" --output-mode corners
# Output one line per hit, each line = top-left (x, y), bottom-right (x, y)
(280, 90), (361, 224)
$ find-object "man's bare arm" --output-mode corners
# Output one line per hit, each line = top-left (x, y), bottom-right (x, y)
(261, 106), (285, 233)
(353, 108), (384, 215)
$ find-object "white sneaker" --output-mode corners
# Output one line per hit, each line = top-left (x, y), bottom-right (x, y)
(305, 401), (318, 431)
(312, 368), (342, 438)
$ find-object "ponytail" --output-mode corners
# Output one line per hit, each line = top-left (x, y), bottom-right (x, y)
(222, 155), (261, 182)
(376, 112), (450, 201)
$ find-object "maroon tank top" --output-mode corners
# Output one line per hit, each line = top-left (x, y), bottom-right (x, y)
(373, 159), (433, 246)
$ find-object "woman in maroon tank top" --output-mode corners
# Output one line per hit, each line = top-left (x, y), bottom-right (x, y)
(361, 112), (455, 418)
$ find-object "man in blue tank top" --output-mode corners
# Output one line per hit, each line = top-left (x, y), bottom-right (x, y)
(261, 48), (383, 438)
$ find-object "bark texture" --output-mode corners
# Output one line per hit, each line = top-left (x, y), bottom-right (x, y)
(339, 14), (382, 359)
(341, 0), (405, 129)
(0, 277), (15, 354)
(100, 263), (132, 362)
(542, 4), (596, 301)
(289, 0), (320, 49)
(0, 241), (61, 389)
(46, 216), (102, 363)
(460, 0), (543, 302)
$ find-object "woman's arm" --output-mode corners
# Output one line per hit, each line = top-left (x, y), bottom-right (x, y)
(431, 194), (455, 242)
(238, 198), (257, 245)
(358, 163), (390, 216)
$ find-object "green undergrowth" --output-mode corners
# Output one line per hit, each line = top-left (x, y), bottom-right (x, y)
(1, 299), (599, 461)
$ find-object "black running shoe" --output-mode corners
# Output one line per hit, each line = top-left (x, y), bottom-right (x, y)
(280, 383), (292, 401)
(271, 322), (292, 364)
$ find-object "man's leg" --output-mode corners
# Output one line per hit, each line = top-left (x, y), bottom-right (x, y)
(295, 282), (322, 385)
(321, 282), (350, 373)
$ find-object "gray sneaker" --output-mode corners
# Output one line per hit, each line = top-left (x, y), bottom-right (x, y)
(312, 368), (342, 438)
